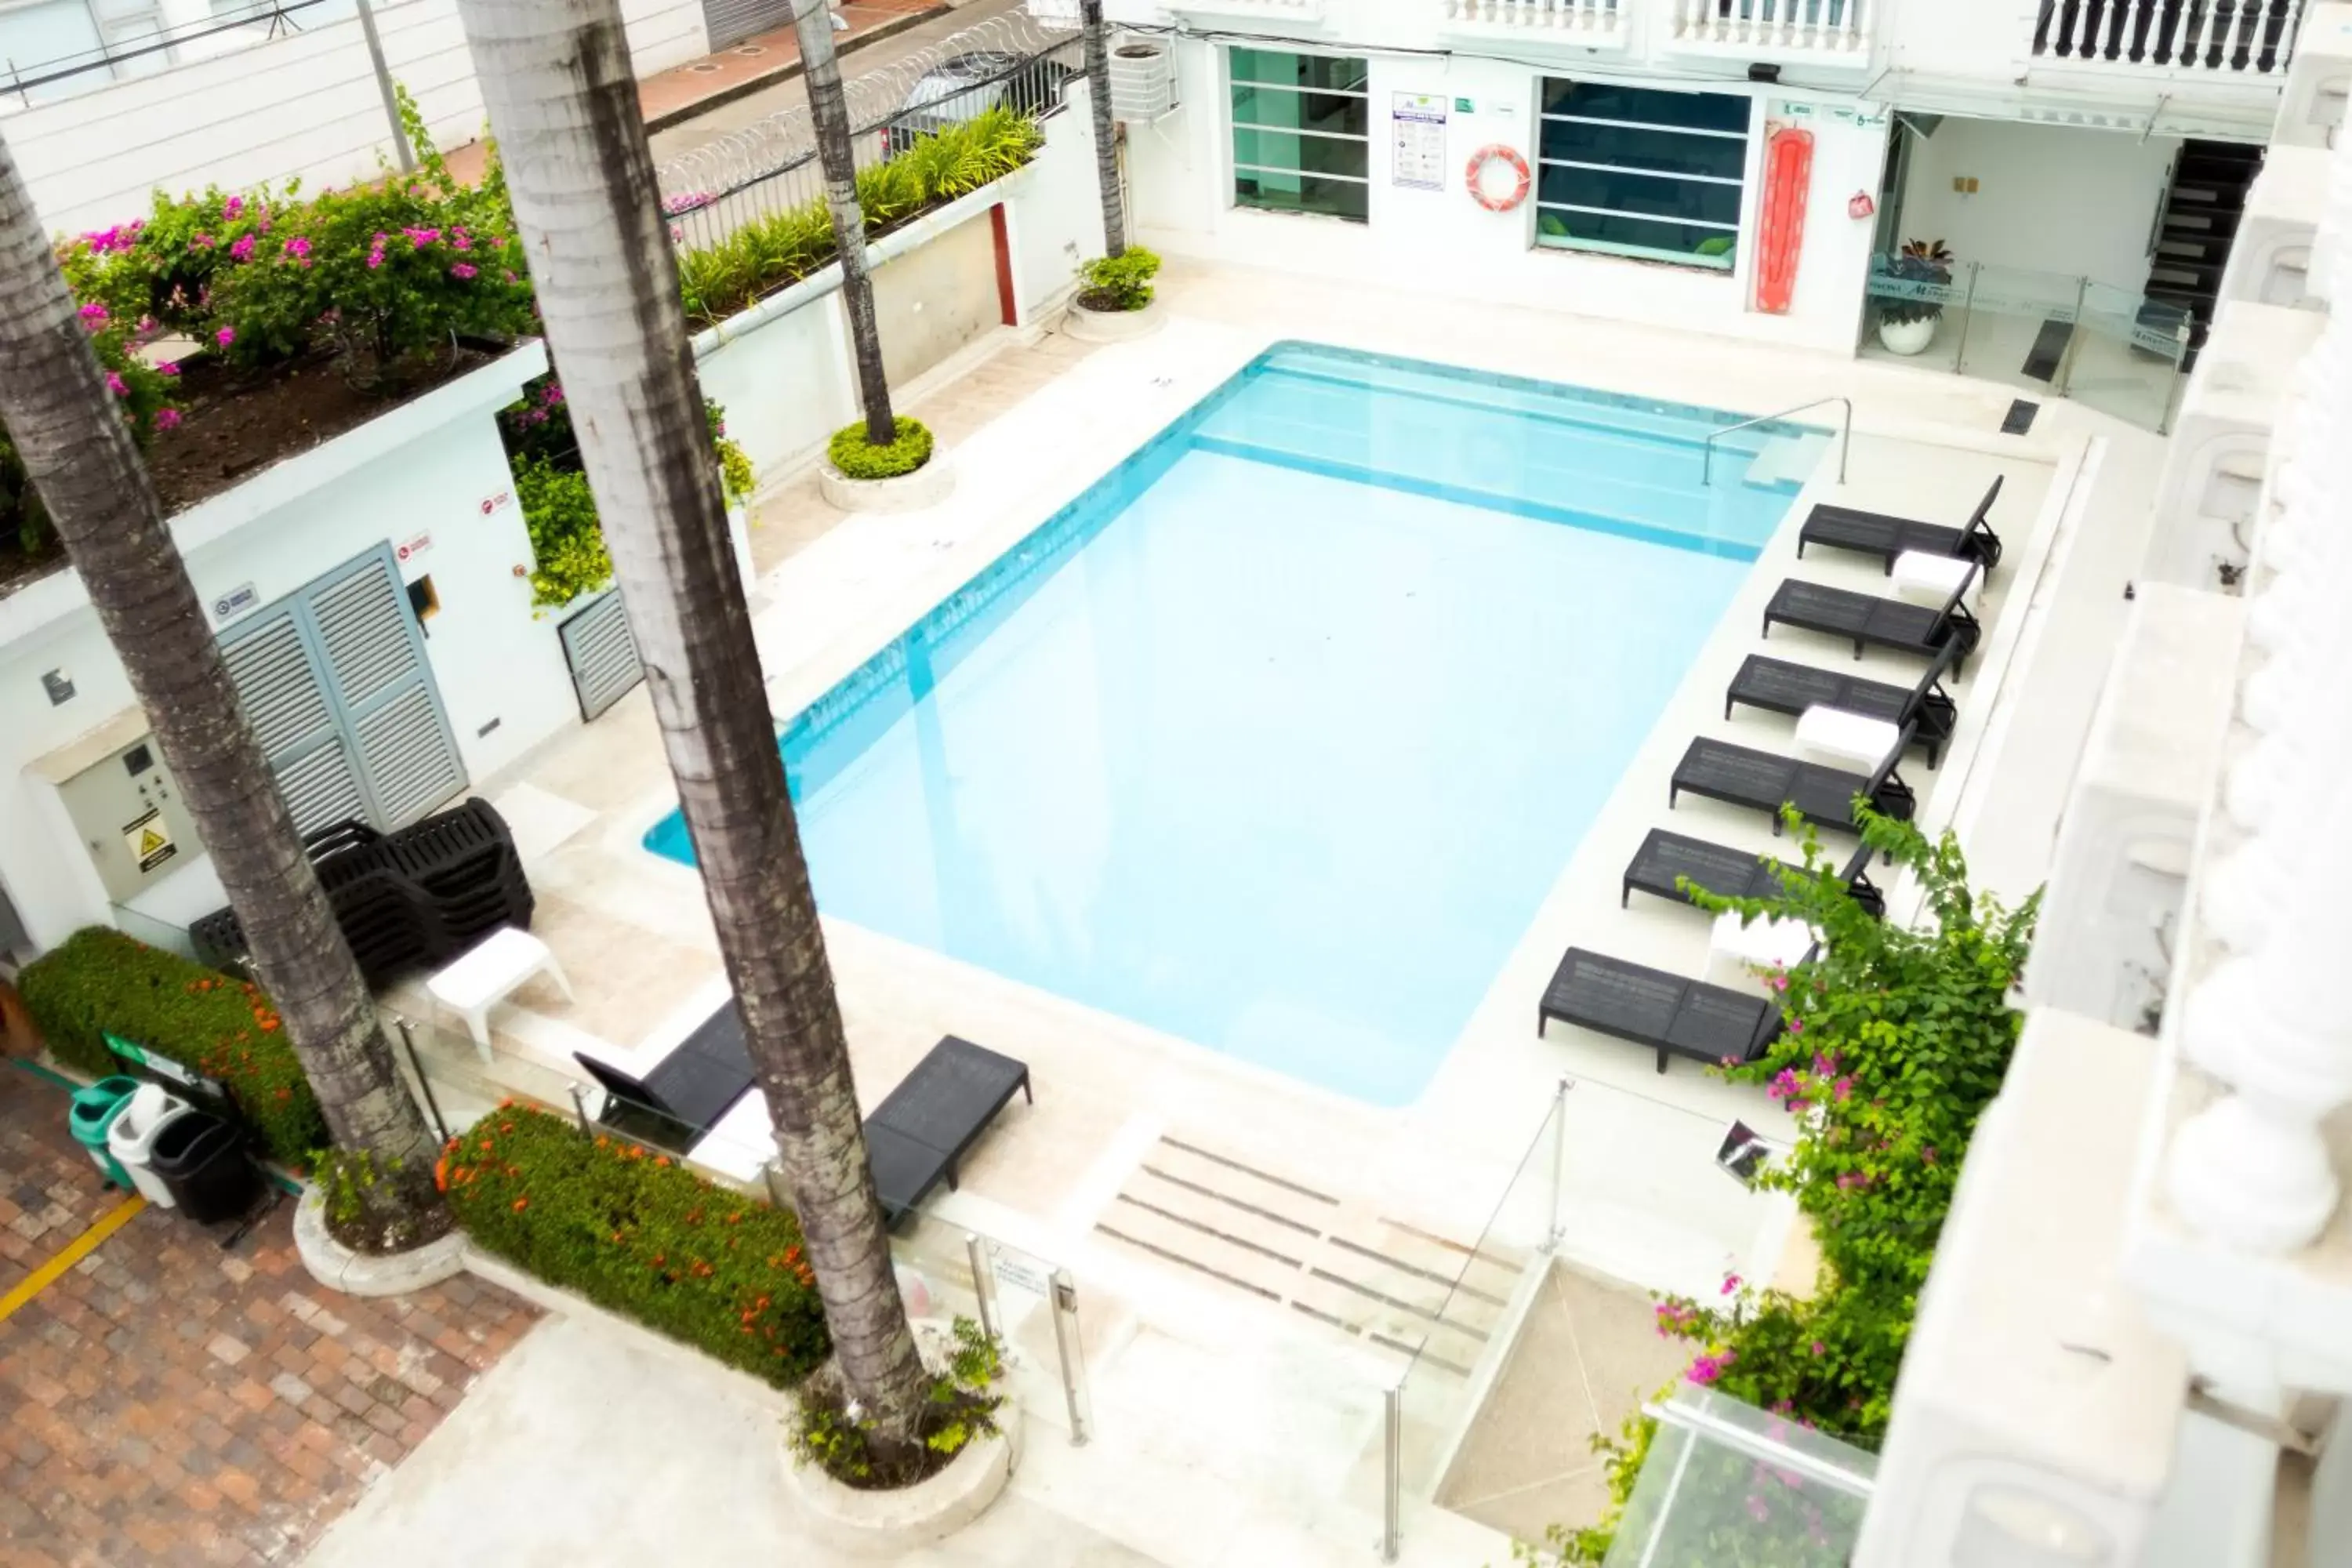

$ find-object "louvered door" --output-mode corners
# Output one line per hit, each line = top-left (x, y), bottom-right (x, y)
(219, 546), (467, 834)
(555, 590), (644, 721)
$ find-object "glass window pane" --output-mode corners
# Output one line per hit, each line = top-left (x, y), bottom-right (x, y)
(1236, 171), (1370, 222)
(1229, 48), (1367, 94)
(1233, 127), (1370, 181)
(1230, 84), (1370, 139)
(1540, 79), (1752, 136)
(1536, 165), (1742, 228)
(1539, 118), (1748, 180)
(1535, 208), (1739, 268)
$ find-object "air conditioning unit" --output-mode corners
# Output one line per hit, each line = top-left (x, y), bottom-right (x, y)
(1109, 38), (1178, 123)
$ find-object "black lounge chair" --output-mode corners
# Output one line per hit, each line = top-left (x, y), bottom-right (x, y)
(1539, 948), (1786, 1073)
(1762, 565), (1981, 674)
(864, 1036), (1031, 1227)
(1668, 726), (1917, 833)
(1798, 478), (2005, 576)
(1621, 832), (1886, 919)
(1725, 640), (1962, 768)
(575, 1003), (757, 1145)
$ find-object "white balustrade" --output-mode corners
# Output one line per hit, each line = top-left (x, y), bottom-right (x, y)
(2031, 0), (2304, 78)
(2163, 118), (2352, 1258)
(1668, 0), (1868, 55)
(1443, 0), (1626, 36)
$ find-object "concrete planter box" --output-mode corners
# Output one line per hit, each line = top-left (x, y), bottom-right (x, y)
(780, 1396), (1020, 1555)
(1064, 296), (1164, 343)
(818, 449), (956, 514)
(293, 1185), (468, 1298)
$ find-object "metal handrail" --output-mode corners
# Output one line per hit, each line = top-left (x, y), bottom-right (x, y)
(1700, 394), (1851, 488)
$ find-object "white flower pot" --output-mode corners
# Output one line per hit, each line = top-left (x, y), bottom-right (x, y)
(818, 446), (954, 514)
(1877, 314), (1939, 357)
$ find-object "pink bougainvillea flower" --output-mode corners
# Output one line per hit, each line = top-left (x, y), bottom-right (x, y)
(404, 226), (442, 249)
(1809, 1340), (1826, 1356)
(282, 235), (311, 260)
(104, 371), (128, 396)
(450, 263), (477, 280)
(216, 326), (236, 347)
(1720, 1272), (1742, 1296)
(155, 408), (182, 430)
(77, 301), (108, 327)
(228, 234), (256, 262)
(223, 194), (245, 218)
(157, 361), (180, 377)
(191, 231), (214, 249)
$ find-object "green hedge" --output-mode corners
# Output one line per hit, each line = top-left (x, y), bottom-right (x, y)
(16, 927), (327, 1167)
(441, 1105), (830, 1385)
(827, 417), (933, 481)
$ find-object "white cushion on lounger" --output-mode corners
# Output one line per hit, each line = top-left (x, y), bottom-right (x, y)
(1708, 911), (1816, 992)
(1795, 706), (1902, 773)
(1892, 549), (1975, 608)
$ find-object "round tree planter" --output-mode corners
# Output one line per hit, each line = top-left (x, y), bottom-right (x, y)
(818, 450), (955, 514)
(1063, 297), (1163, 343)
(292, 1186), (469, 1298)
(781, 1399), (1022, 1556)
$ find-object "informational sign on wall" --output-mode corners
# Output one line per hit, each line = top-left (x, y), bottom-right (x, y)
(1392, 93), (1449, 190)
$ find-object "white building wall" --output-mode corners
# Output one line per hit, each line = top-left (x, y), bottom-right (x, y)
(1129, 40), (1891, 355)
(0, 0), (706, 237)
(1898, 118), (2179, 293)
(0, 349), (578, 951)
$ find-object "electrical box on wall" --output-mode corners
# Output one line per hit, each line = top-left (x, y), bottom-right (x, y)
(31, 706), (201, 905)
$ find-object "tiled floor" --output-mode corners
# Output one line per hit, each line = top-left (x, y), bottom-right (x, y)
(0, 1069), (540, 1568)
(1438, 1261), (1691, 1545)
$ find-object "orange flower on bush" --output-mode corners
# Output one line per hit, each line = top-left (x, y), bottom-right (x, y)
(511, 1196), (528, 1212)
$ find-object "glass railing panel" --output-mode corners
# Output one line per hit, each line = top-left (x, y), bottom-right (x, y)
(1602, 1386), (1878, 1567)
(2072, 279), (2192, 433)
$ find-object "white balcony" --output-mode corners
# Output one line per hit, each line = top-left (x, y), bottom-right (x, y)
(2029, 0), (2307, 82)
(1439, 0), (1632, 52)
(1659, 0), (1875, 69)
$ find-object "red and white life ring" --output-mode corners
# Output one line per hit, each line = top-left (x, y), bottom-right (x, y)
(1465, 144), (1531, 213)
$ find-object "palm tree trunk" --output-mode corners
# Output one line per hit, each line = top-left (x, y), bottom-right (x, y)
(793, 0), (895, 448)
(1080, 0), (1127, 258)
(453, 0), (929, 1443)
(0, 133), (445, 1247)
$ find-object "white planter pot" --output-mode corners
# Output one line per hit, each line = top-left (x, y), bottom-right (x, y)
(1063, 296), (1164, 344)
(292, 1186), (469, 1298)
(818, 448), (955, 514)
(1877, 314), (1939, 356)
(780, 1397), (1020, 1556)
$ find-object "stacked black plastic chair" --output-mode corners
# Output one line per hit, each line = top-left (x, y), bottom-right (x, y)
(190, 799), (533, 985)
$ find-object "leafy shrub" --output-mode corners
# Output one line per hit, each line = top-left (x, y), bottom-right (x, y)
(676, 107), (1044, 327)
(314, 1144), (451, 1254)
(15, 926), (327, 1167)
(56, 89), (535, 393)
(500, 378), (754, 610)
(790, 1316), (1004, 1489)
(827, 418), (933, 481)
(1537, 811), (2036, 1565)
(440, 1105), (830, 1385)
(1076, 247), (1161, 313)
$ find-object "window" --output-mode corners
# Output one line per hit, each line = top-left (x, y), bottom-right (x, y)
(1229, 49), (1370, 223)
(1535, 80), (1753, 270)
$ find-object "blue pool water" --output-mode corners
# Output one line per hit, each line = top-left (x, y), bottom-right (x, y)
(647, 344), (1814, 1105)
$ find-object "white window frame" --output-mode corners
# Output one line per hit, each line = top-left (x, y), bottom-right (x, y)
(1533, 82), (1754, 272)
(1225, 45), (1373, 223)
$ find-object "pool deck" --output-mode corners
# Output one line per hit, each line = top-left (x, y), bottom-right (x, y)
(381, 255), (2164, 1561)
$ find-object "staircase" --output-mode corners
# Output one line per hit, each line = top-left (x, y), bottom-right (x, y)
(2144, 139), (2265, 365)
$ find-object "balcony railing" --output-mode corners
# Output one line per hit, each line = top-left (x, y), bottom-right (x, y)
(2031, 0), (2307, 78)
(1440, 0), (1632, 48)
(1665, 0), (1873, 60)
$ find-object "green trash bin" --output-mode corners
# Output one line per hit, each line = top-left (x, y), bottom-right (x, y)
(69, 1076), (141, 1188)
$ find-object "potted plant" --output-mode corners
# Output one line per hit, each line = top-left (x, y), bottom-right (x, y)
(1065, 246), (1165, 343)
(1876, 238), (1954, 356)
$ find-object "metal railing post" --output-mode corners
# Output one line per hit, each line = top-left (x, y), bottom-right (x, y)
(566, 1081), (593, 1137)
(2054, 273), (2089, 398)
(1949, 260), (1981, 376)
(965, 1233), (997, 1343)
(1545, 1076), (1571, 1252)
(1378, 1385), (1402, 1561)
(1047, 1267), (1090, 1446)
(393, 1018), (450, 1145)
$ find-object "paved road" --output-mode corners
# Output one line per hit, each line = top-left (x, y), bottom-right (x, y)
(648, 0), (1038, 174)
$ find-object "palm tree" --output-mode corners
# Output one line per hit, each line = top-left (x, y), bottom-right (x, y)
(793, 0), (895, 448)
(453, 0), (930, 1443)
(0, 135), (446, 1248)
(1080, 0), (1127, 257)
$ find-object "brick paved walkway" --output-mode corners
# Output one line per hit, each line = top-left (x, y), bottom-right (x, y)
(0, 1069), (540, 1567)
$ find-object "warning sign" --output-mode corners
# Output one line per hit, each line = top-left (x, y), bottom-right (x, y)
(122, 809), (176, 874)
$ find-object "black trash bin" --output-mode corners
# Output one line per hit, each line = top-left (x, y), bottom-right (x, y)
(147, 1113), (260, 1225)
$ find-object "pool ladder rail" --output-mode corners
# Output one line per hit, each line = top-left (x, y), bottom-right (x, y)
(1700, 394), (1852, 488)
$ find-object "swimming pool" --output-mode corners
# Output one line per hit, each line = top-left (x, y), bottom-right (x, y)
(647, 343), (1818, 1105)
